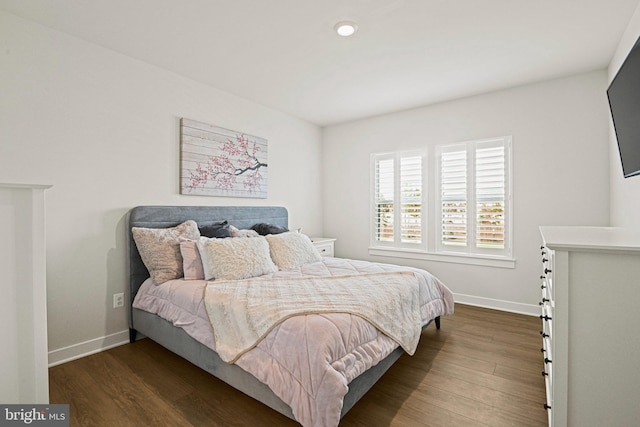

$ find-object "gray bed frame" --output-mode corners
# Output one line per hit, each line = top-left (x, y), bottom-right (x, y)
(127, 205), (439, 421)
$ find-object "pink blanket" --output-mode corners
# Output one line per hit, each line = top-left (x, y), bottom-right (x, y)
(205, 272), (422, 363)
(134, 257), (454, 427)
(237, 312), (402, 426)
(233, 259), (453, 427)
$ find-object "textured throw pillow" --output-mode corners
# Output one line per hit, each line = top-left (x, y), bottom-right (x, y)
(229, 224), (259, 238)
(197, 236), (277, 280)
(199, 220), (231, 238)
(251, 222), (289, 236)
(179, 239), (205, 280)
(266, 232), (322, 270)
(132, 220), (200, 284)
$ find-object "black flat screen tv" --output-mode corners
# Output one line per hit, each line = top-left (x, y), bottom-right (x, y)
(607, 35), (640, 178)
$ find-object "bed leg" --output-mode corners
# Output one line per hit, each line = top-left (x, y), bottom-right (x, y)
(129, 328), (137, 343)
(435, 316), (441, 330)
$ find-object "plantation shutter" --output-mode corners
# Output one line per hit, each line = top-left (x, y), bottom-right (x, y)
(400, 156), (423, 244)
(372, 152), (425, 248)
(437, 137), (511, 257)
(374, 156), (394, 242)
(372, 138), (510, 260)
(440, 149), (467, 247)
(475, 144), (506, 249)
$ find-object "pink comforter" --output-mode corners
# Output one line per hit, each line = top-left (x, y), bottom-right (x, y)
(133, 257), (454, 427)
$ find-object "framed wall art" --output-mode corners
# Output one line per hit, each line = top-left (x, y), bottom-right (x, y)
(180, 118), (268, 198)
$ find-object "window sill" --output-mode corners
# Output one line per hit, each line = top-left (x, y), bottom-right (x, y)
(368, 247), (516, 269)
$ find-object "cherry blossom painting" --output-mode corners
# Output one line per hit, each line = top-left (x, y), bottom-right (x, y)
(180, 118), (268, 198)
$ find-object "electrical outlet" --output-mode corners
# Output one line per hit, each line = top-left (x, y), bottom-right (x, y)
(113, 292), (124, 308)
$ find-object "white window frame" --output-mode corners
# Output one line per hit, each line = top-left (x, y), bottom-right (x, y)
(370, 151), (427, 252)
(436, 136), (513, 259)
(368, 136), (514, 269)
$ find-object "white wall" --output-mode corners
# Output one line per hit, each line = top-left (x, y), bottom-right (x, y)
(609, 3), (640, 228)
(0, 7), (620, 359)
(322, 71), (610, 310)
(0, 11), (323, 359)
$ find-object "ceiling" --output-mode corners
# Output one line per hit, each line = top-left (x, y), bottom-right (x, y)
(1, 0), (638, 126)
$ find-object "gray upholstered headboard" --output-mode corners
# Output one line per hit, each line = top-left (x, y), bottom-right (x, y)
(126, 205), (288, 327)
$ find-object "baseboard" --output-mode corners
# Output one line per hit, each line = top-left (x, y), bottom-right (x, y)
(453, 293), (539, 316)
(48, 330), (129, 367)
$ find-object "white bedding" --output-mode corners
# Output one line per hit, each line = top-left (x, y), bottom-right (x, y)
(133, 257), (454, 426)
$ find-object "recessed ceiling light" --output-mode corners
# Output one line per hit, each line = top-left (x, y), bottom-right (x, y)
(334, 21), (358, 37)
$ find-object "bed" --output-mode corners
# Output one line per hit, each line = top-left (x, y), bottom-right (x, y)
(127, 205), (454, 426)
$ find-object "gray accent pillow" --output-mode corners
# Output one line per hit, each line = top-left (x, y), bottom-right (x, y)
(197, 236), (277, 280)
(199, 220), (231, 238)
(251, 222), (289, 235)
(132, 220), (200, 284)
(266, 232), (322, 270)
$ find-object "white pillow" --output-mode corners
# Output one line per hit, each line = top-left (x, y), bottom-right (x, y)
(132, 220), (200, 285)
(266, 232), (322, 270)
(197, 236), (277, 280)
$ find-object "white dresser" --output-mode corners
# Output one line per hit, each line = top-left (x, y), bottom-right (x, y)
(539, 226), (640, 427)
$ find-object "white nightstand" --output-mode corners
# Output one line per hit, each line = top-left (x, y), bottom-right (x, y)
(310, 237), (336, 257)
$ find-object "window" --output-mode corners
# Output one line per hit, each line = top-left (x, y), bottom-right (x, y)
(371, 151), (426, 250)
(437, 137), (512, 258)
(370, 136), (513, 267)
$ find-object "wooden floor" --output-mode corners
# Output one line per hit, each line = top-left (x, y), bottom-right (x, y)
(50, 304), (548, 426)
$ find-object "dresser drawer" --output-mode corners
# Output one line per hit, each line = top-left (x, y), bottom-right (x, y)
(314, 242), (334, 257)
(544, 373), (553, 424)
(310, 237), (336, 257)
(540, 303), (553, 344)
(541, 248), (554, 298)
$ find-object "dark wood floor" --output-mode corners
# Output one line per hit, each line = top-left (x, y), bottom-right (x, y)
(50, 304), (548, 426)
